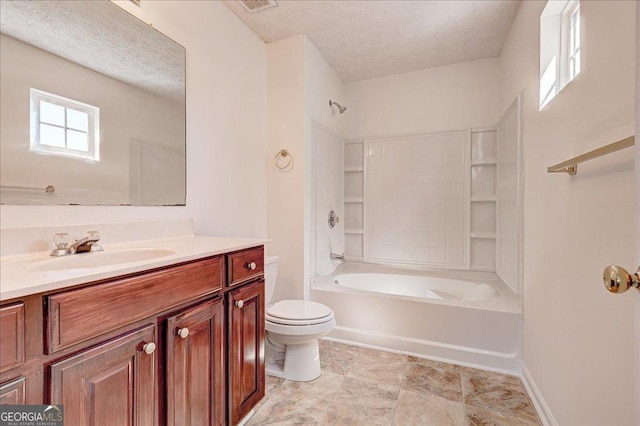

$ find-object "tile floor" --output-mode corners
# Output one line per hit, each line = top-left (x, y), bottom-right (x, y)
(249, 340), (541, 425)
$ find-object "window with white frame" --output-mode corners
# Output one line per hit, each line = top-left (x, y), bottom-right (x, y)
(568, 3), (580, 80)
(539, 0), (581, 110)
(30, 89), (100, 161)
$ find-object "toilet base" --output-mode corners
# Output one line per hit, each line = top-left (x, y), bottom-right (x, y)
(265, 340), (321, 382)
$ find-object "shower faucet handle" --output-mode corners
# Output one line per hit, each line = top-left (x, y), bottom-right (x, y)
(328, 210), (339, 229)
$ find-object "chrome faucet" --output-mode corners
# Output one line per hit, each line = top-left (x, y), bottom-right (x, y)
(50, 231), (104, 257)
(330, 252), (344, 261)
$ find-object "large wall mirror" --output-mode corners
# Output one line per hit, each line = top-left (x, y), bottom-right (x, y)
(0, 1), (186, 206)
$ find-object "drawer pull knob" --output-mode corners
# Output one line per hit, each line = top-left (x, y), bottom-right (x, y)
(142, 342), (156, 355)
(235, 300), (244, 309)
(246, 262), (257, 271)
(177, 328), (190, 339)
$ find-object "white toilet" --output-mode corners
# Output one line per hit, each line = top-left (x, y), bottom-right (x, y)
(264, 256), (336, 382)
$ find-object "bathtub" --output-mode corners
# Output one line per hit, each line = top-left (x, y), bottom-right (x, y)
(311, 262), (522, 372)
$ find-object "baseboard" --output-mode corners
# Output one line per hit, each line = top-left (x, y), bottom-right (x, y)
(521, 364), (558, 426)
(326, 325), (521, 375)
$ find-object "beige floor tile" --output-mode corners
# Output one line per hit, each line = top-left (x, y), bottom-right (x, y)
(465, 404), (540, 426)
(274, 371), (344, 404)
(356, 347), (408, 364)
(339, 375), (401, 400)
(321, 410), (390, 426)
(323, 376), (399, 425)
(319, 339), (360, 376)
(247, 395), (327, 425)
(348, 348), (407, 388)
(402, 359), (463, 402)
(393, 389), (465, 426)
(461, 370), (539, 424)
(266, 375), (286, 395)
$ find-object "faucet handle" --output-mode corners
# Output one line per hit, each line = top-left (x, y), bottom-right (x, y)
(52, 233), (70, 249)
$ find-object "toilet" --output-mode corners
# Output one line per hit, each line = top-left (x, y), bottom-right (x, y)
(264, 256), (336, 382)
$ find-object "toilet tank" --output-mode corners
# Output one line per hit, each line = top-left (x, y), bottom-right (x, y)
(264, 255), (279, 304)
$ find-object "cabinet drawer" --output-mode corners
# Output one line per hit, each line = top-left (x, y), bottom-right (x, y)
(227, 246), (264, 287)
(0, 303), (25, 373)
(47, 256), (223, 353)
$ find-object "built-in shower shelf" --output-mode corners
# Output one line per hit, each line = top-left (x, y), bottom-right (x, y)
(345, 229), (364, 234)
(471, 196), (496, 202)
(344, 167), (364, 172)
(471, 160), (497, 166)
(345, 198), (364, 204)
(470, 233), (496, 239)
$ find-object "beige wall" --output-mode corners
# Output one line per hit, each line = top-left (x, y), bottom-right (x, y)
(344, 58), (501, 140)
(501, 1), (636, 424)
(1, 0), (268, 239)
(266, 36), (346, 302)
(266, 36), (307, 302)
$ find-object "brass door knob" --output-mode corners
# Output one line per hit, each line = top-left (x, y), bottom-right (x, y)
(603, 265), (640, 294)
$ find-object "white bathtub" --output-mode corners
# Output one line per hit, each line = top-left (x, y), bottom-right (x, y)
(311, 262), (522, 372)
(334, 273), (498, 302)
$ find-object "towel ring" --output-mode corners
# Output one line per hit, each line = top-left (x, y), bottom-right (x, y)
(274, 149), (294, 172)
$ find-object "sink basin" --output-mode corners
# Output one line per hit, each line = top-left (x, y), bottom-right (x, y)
(29, 248), (175, 271)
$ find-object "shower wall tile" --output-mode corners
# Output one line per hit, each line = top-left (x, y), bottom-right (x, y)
(364, 131), (469, 268)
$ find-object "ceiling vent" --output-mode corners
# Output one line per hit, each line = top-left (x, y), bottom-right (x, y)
(240, 0), (277, 13)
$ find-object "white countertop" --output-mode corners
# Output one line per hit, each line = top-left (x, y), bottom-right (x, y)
(0, 235), (266, 301)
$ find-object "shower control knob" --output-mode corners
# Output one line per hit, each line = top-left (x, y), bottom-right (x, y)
(603, 265), (640, 294)
(142, 342), (156, 355)
(235, 300), (244, 309)
(177, 328), (189, 339)
(246, 262), (257, 271)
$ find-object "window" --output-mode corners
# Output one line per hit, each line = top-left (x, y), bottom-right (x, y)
(568, 3), (580, 79)
(539, 0), (581, 110)
(30, 89), (100, 161)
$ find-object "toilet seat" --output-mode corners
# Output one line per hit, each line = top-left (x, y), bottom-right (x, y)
(266, 300), (334, 326)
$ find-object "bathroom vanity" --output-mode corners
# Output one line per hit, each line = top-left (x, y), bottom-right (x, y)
(0, 237), (266, 425)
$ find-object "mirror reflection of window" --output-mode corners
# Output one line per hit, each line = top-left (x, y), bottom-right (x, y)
(30, 88), (100, 162)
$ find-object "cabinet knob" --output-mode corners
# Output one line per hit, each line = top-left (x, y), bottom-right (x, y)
(245, 262), (257, 271)
(177, 328), (189, 339)
(142, 342), (156, 355)
(235, 300), (244, 309)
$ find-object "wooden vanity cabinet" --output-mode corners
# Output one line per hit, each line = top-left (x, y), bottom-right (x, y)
(166, 298), (225, 426)
(49, 325), (157, 425)
(228, 279), (265, 425)
(0, 247), (265, 426)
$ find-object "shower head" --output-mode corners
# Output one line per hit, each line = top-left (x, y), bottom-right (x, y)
(329, 100), (347, 114)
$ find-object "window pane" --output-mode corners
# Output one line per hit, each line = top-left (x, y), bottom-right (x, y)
(66, 108), (88, 131)
(574, 50), (581, 76)
(67, 130), (89, 151)
(40, 123), (65, 147)
(40, 100), (65, 126)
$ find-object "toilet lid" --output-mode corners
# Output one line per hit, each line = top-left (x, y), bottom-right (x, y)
(266, 300), (333, 325)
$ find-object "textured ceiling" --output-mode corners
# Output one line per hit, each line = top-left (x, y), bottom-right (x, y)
(224, 0), (520, 82)
(0, 1), (185, 102)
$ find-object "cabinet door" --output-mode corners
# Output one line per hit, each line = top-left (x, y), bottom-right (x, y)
(0, 303), (25, 373)
(0, 376), (26, 405)
(166, 298), (225, 426)
(228, 280), (265, 425)
(49, 325), (156, 426)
